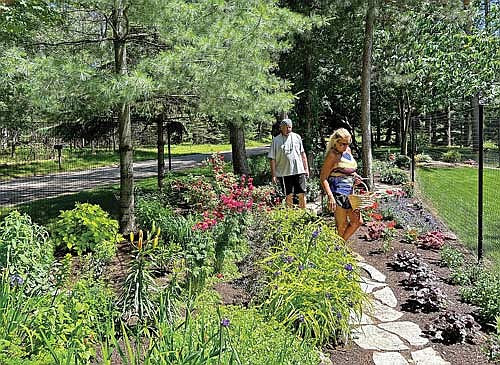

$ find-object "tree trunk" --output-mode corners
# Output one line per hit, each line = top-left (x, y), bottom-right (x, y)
(447, 104), (452, 147)
(113, 4), (135, 234)
(360, 0), (376, 189)
(400, 91), (411, 155)
(303, 51), (314, 171)
(229, 122), (249, 175)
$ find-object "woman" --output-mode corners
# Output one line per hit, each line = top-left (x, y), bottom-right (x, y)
(319, 128), (362, 241)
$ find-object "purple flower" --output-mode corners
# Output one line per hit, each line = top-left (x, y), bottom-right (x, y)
(337, 312), (342, 319)
(334, 245), (342, 251)
(282, 255), (294, 264)
(344, 263), (353, 272)
(298, 264), (305, 271)
(325, 293), (332, 299)
(274, 270), (281, 276)
(312, 228), (321, 238)
(10, 273), (24, 287)
(220, 318), (230, 327)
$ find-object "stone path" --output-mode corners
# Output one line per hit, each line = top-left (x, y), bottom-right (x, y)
(306, 184), (451, 365)
(349, 254), (450, 365)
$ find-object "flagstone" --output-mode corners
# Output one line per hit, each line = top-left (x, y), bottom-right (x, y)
(360, 276), (387, 293)
(378, 321), (429, 346)
(353, 325), (409, 351)
(358, 261), (387, 282)
(368, 299), (404, 322)
(373, 286), (398, 307)
(373, 352), (409, 365)
(411, 347), (450, 365)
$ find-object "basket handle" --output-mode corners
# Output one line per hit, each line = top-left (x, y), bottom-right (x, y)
(353, 179), (370, 194)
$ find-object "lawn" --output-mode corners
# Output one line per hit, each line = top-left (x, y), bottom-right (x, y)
(416, 166), (500, 268)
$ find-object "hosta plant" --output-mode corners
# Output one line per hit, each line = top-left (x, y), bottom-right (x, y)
(391, 250), (424, 272)
(50, 203), (120, 262)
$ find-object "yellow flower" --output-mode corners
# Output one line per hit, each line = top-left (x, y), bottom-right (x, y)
(129, 232), (134, 243)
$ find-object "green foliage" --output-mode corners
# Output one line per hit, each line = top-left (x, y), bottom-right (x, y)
(247, 154), (271, 186)
(101, 303), (320, 365)
(50, 203), (120, 262)
(0, 210), (54, 291)
(118, 228), (162, 322)
(460, 268), (500, 323)
(415, 153), (432, 163)
(259, 208), (368, 345)
(380, 167), (410, 185)
(306, 176), (321, 202)
(441, 150), (462, 163)
(394, 154), (411, 169)
(440, 244), (464, 269)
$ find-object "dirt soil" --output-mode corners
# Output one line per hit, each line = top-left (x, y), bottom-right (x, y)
(104, 186), (497, 365)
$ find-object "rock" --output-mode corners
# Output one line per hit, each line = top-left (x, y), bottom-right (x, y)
(411, 347), (450, 365)
(378, 321), (429, 346)
(373, 286), (398, 308)
(373, 352), (409, 365)
(353, 325), (409, 351)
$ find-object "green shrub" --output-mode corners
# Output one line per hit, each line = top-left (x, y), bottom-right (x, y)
(441, 150), (462, 163)
(460, 268), (500, 322)
(306, 176), (321, 202)
(380, 167), (410, 185)
(259, 209), (368, 345)
(50, 203), (120, 262)
(394, 154), (411, 169)
(0, 211), (54, 291)
(415, 153), (432, 163)
(440, 244), (464, 269)
(247, 154), (271, 185)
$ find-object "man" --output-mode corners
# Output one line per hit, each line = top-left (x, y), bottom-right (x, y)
(268, 118), (309, 208)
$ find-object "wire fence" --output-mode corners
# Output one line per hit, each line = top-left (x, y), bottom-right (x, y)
(411, 104), (500, 264)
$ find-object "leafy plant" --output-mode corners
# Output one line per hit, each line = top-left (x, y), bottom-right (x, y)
(394, 154), (411, 169)
(380, 167), (409, 185)
(441, 150), (462, 163)
(50, 203), (120, 262)
(412, 285), (447, 312)
(0, 210), (54, 292)
(460, 269), (500, 323)
(440, 244), (464, 269)
(391, 250), (424, 272)
(418, 230), (446, 249)
(117, 228), (161, 322)
(415, 153), (432, 163)
(426, 311), (481, 344)
(259, 209), (368, 345)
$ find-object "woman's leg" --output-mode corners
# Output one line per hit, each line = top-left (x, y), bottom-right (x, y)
(334, 207), (349, 238)
(342, 209), (363, 241)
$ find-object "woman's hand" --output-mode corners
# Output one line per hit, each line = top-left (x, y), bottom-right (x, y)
(327, 196), (336, 212)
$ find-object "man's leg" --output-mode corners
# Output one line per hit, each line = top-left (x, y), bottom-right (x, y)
(285, 194), (294, 207)
(297, 193), (306, 208)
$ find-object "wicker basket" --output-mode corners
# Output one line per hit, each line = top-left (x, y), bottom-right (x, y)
(348, 181), (376, 210)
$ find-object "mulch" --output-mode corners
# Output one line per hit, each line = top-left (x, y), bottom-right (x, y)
(326, 201), (496, 365)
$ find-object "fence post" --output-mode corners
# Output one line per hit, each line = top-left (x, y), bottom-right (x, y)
(478, 103), (484, 263)
(410, 117), (415, 183)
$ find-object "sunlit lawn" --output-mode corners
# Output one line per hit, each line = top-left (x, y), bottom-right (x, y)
(416, 166), (500, 269)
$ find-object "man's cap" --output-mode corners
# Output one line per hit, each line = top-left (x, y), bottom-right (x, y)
(280, 118), (292, 127)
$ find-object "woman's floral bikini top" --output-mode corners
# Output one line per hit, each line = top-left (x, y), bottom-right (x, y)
(330, 151), (357, 177)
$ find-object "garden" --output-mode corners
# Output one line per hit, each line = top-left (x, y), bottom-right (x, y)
(1, 151), (500, 365)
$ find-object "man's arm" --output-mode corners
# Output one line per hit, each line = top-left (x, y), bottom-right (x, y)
(301, 151), (309, 177)
(270, 158), (277, 184)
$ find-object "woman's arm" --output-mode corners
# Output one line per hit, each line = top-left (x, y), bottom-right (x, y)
(320, 152), (339, 212)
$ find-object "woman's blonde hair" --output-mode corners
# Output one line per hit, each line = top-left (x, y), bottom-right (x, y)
(326, 128), (352, 153)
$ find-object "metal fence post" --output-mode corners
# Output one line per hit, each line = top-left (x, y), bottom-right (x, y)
(478, 103), (484, 263)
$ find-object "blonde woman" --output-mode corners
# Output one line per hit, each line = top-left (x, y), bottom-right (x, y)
(319, 128), (362, 241)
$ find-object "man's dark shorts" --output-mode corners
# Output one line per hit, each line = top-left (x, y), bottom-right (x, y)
(279, 174), (307, 196)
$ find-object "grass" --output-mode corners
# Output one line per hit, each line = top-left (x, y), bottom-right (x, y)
(0, 141), (268, 180)
(416, 166), (500, 269)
